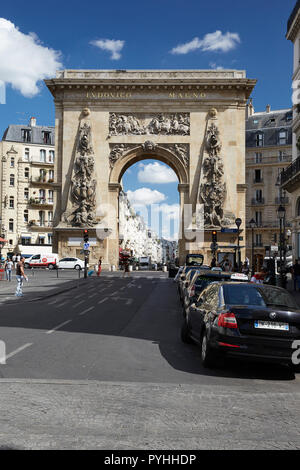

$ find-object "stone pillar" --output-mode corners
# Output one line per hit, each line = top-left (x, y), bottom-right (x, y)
(107, 182), (121, 270)
(178, 183), (189, 266)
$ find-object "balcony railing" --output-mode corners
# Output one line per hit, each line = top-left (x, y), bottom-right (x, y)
(251, 198), (265, 205)
(280, 155), (300, 185)
(28, 220), (53, 228)
(247, 155), (292, 165)
(275, 197), (289, 204)
(29, 198), (53, 206)
(253, 178), (263, 184)
(246, 221), (292, 229)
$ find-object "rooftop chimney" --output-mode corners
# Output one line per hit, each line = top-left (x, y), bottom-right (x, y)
(266, 104), (271, 113)
(246, 98), (255, 119)
(30, 117), (36, 127)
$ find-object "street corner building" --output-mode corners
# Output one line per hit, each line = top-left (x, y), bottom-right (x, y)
(44, 69), (256, 269)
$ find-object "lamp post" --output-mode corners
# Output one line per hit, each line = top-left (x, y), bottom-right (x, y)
(277, 204), (286, 288)
(235, 218), (242, 272)
(249, 218), (256, 276)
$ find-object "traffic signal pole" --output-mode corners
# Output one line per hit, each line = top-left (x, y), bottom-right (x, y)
(83, 229), (89, 279)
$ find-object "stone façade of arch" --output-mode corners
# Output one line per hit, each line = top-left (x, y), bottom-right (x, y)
(109, 145), (189, 186)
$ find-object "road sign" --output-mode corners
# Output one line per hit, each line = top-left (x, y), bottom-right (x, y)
(221, 228), (238, 233)
(84, 242), (90, 250)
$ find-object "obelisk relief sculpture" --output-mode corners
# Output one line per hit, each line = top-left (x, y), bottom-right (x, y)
(199, 112), (228, 228)
(70, 122), (97, 226)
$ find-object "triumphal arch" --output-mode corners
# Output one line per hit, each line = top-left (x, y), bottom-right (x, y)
(45, 70), (256, 269)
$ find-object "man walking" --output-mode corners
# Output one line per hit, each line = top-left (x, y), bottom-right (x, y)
(292, 259), (300, 291)
(15, 256), (28, 297)
(4, 258), (13, 282)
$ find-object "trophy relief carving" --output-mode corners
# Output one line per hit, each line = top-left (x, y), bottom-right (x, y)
(70, 122), (97, 227)
(109, 113), (190, 136)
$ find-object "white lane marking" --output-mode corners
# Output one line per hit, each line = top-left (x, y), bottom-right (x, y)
(120, 286), (125, 291)
(78, 306), (94, 316)
(73, 300), (85, 308)
(98, 297), (108, 305)
(111, 291), (119, 296)
(48, 299), (59, 305)
(46, 320), (72, 335)
(5, 343), (33, 361)
(126, 299), (133, 305)
(56, 300), (69, 307)
(89, 293), (97, 299)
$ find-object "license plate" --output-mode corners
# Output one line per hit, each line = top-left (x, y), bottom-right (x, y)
(254, 321), (289, 331)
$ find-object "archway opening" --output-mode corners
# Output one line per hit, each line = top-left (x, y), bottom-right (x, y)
(118, 157), (180, 269)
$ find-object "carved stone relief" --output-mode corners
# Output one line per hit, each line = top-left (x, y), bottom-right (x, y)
(109, 142), (189, 169)
(69, 122), (97, 227)
(109, 113), (190, 136)
(199, 115), (234, 228)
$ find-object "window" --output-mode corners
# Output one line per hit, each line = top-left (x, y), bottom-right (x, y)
(21, 129), (31, 142)
(279, 130), (287, 145)
(49, 150), (55, 163)
(42, 131), (51, 144)
(39, 210), (45, 226)
(255, 189), (263, 202)
(254, 169), (262, 183)
(24, 167), (29, 179)
(10, 157), (15, 168)
(10, 174), (15, 187)
(24, 210), (28, 223)
(40, 149), (46, 162)
(48, 169), (54, 181)
(48, 190), (54, 204)
(24, 148), (30, 161)
(255, 233), (262, 246)
(39, 189), (45, 203)
(9, 196), (14, 209)
(255, 152), (262, 163)
(48, 233), (53, 245)
(255, 211), (262, 226)
(256, 133), (263, 147)
(24, 188), (29, 201)
(39, 236), (45, 245)
(9, 219), (14, 232)
(21, 237), (31, 245)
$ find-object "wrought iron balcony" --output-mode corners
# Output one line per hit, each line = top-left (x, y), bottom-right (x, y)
(275, 197), (289, 205)
(251, 198), (265, 205)
(280, 155), (300, 190)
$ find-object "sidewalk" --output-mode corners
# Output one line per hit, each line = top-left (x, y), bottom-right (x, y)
(0, 269), (85, 305)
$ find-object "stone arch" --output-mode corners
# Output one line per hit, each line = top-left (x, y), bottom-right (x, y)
(109, 144), (189, 185)
(108, 144), (190, 266)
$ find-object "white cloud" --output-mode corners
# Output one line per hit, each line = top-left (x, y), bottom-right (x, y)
(0, 18), (62, 97)
(138, 162), (178, 184)
(170, 30), (240, 55)
(90, 38), (125, 60)
(209, 62), (224, 70)
(127, 188), (166, 206)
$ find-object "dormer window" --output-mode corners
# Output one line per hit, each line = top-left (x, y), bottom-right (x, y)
(279, 130), (287, 145)
(21, 129), (31, 143)
(256, 132), (263, 147)
(42, 131), (51, 144)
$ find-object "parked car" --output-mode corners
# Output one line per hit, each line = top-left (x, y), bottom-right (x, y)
(181, 282), (300, 371)
(177, 266), (202, 301)
(24, 253), (59, 270)
(182, 270), (232, 316)
(57, 257), (84, 270)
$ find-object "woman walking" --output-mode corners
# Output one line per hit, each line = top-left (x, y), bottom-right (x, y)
(15, 256), (28, 297)
(97, 257), (102, 277)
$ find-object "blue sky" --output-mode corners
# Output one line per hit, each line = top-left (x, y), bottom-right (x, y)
(0, 0), (297, 238)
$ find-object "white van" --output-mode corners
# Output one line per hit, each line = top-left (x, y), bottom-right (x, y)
(25, 253), (59, 269)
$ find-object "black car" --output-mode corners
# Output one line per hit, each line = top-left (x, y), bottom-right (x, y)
(181, 282), (300, 370)
(182, 270), (233, 317)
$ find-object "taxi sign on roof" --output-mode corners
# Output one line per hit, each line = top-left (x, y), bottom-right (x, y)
(230, 273), (249, 281)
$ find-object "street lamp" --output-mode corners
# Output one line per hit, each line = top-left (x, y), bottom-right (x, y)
(277, 205), (286, 288)
(235, 218), (242, 272)
(249, 218), (256, 276)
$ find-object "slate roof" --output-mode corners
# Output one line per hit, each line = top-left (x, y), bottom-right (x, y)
(2, 124), (55, 145)
(246, 109), (293, 148)
(287, 0), (300, 34)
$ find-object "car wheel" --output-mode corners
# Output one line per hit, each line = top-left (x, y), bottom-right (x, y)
(74, 264), (81, 270)
(181, 319), (193, 344)
(200, 329), (219, 369)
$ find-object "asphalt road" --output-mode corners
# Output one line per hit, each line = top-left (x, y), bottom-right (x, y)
(0, 271), (300, 449)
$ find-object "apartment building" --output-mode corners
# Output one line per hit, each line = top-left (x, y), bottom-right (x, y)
(246, 103), (293, 269)
(0, 117), (55, 257)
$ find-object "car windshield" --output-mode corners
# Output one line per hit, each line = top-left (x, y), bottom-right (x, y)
(258, 286), (298, 310)
(223, 285), (266, 306)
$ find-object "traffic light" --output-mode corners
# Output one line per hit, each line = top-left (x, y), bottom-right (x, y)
(83, 229), (89, 243)
(212, 230), (217, 243)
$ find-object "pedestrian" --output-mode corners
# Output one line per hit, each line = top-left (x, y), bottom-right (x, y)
(12, 253), (16, 269)
(97, 257), (102, 277)
(4, 258), (13, 282)
(15, 256), (28, 297)
(123, 258), (130, 277)
(292, 259), (300, 291)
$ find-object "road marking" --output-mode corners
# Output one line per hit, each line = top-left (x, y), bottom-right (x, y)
(46, 320), (72, 335)
(126, 299), (133, 305)
(48, 299), (59, 305)
(5, 343), (33, 361)
(89, 293), (97, 299)
(111, 291), (119, 296)
(73, 299), (84, 307)
(137, 285), (142, 289)
(98, 297), (108, 305)
(78, 306), (94, 316)
(120, 286), (125, 291)
(56, 300), (69, 307)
